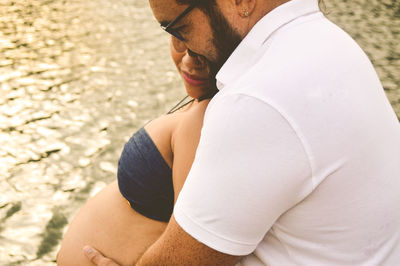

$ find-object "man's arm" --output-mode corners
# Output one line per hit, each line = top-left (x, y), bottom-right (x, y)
(136, 215), (242, 265)
(84, 215), (242, 266)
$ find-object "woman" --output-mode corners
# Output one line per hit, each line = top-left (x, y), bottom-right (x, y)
(57, 36), (217, 265)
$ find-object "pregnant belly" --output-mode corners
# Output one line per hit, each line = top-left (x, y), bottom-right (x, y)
(57, 181), (167, 266)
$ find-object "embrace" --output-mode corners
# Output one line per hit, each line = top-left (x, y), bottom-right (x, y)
(57, 0), (400, 265)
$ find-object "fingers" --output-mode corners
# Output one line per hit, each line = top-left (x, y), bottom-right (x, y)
(83, 246), (119, 266)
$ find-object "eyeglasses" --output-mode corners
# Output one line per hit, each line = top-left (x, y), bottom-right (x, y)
(160, 3), (196, 41)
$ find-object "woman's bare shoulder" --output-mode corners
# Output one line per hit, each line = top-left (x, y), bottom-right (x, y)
(141, 98), (210, 163)
(170, 99), (210, 153)
(175, 99), (210, 136)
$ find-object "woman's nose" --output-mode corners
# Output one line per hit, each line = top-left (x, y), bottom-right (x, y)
(182, 49), (203, 69)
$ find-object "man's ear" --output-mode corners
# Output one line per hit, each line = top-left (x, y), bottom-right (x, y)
(234, 0), (256, 18)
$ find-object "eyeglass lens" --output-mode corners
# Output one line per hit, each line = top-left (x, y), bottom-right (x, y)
(171, 36), (187, 52)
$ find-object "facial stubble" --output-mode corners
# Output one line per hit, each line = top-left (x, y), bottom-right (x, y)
(205, 3), (243, 82)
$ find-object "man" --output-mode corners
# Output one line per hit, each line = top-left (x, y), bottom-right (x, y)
(85, 0), (400, 265)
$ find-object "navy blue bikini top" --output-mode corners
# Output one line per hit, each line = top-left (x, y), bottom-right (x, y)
(117, 127), (174, 222)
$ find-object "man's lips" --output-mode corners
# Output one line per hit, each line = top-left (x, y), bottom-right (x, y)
(182, 71), (207, 86)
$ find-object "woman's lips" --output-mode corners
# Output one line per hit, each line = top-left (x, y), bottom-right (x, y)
(182, 71), (207, 86)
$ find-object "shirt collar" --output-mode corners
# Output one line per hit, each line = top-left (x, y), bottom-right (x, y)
(216, 0), (320, 90)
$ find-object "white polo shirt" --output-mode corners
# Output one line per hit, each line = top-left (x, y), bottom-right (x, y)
(174, 0), (400, 265)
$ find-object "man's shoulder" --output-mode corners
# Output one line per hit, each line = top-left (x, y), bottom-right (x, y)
(230, 13), (378, 108)
(207, 91), (274, 117)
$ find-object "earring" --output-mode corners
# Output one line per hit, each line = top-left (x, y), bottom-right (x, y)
(243, 10), (249, 17)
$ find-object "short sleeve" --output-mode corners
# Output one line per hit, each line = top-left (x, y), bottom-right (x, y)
(173, 93), (313, 255)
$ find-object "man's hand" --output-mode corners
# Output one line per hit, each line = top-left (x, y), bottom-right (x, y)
(83, 246), (120, 266)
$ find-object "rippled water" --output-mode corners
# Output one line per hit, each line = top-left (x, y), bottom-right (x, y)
(0, 0), (184, 264)
(0, 0), (398, 264)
